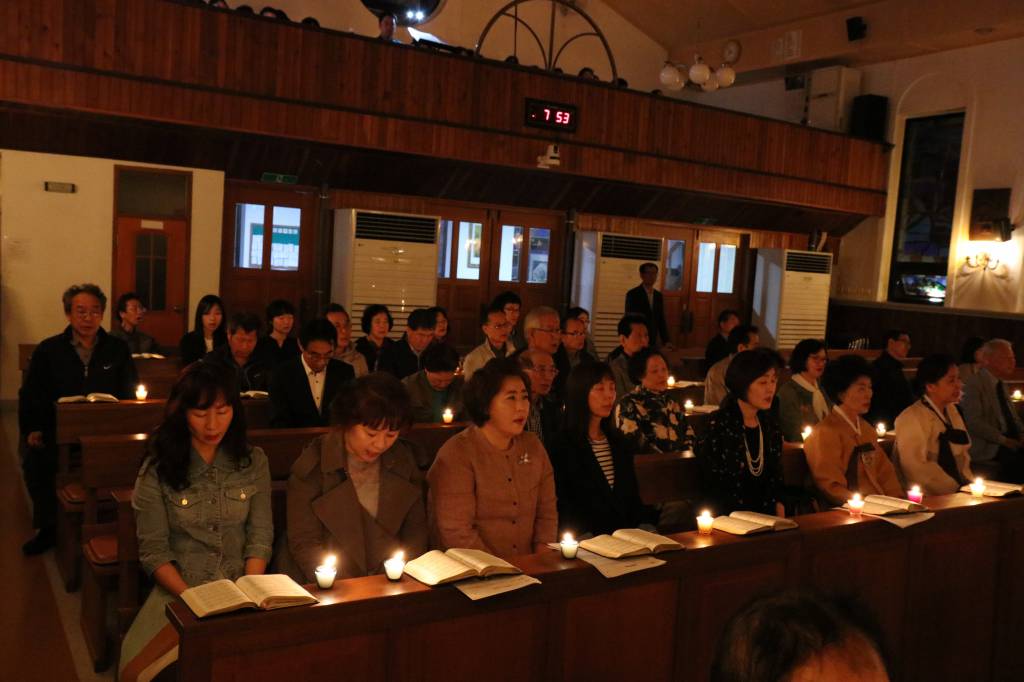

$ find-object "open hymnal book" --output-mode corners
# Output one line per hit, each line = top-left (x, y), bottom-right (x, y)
(959, 481), (1023, 497)
(712, 512), (799, 536)
(842, 495), (927, 516)
(131, 352), (166, 359)
(57, 393), (118, 404)
(180, 574), (317, 618)
(403, 549), (520, 586)
(578, 529), (683, 559)
(240, 390), (269, 399)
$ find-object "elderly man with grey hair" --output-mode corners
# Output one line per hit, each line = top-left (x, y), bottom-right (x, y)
(522, 305), (562, 355)
(517, 348), (562, 451)
(960, 338), (1024, 482)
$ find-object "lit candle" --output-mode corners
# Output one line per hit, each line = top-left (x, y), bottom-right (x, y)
(315, 554), (337, 589)
(801, 426), (813, 441)
(684, 399), (694, 414)
(559, 532), (579, 559)
(876, 422), (887, 438)
(135, 384), (148, 401)
(970, 477), (986, 498)
(667, 375), (676, 388)
(697, 509), (714, 535)
(1013, 389), (1023, 402)
(383, 550), (405, 581)
(907, 485), (923, 504)
(848, 493), (865, 518)
(442, 408), (454, 424)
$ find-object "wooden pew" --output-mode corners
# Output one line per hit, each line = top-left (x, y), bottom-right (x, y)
(19, 343), (182, 398)
(165, 493), (1024, 682)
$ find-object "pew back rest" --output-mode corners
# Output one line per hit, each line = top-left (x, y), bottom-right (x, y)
(248, 428), (330, 479)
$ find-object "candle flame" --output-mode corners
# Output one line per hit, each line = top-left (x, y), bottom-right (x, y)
(325, 554), (337, 568)
(975, 477), (984, 486)
(562, 532), (575, 543)
(699, 509), (712, 518)
(911, 485), (921, 494)
(391, 550), (404, 562)
(851, 493), (862, 502)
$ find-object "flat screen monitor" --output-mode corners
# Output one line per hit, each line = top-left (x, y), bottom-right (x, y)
(899, 274), (947, 304)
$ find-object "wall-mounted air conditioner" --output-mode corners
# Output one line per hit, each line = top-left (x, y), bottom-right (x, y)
(331, 210), (439, 338)
(572, 232), (662, 358)
(751, 249), (832, 349)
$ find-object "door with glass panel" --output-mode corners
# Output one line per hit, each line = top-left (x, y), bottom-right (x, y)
(487, 211), (562, 316)
(658, 228), (696, 348)
(435, 209), (490, 350)
(685, 230), (743, 348)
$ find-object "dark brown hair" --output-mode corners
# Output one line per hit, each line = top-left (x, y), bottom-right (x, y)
(329, 372), (411, 431)
(462, 358), (531, 426)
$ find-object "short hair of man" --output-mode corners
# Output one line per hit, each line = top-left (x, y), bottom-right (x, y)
(406, 308), (436, 331)
(227, 312), (261, 335)
(821, 354), (872, 405)
(727, 324), (759, 354)
(323, 302), (347, 317)
(462, 358), (531, 426)
(627, 347), (666, 385)
(480, 300), (506, 325)
(422, 342), (459, 373)
(710, 590), (890, 682)
(329, 372), (411, 432)
(265, 299), (296, 325)
(115, 291), (142, 321)
(725, 348), (782, 401)
(299, 319), (337, 348)
(522, 306), (559, 336)
(883, 329), (909, 344)
(617, 313), (648, 338)
(638, 262), (659, 275)
(789, 339), (827, 374)
(516, 348), (553, 372)
(958, 336), (986, 364)
(979, 338), (1011, 360)
(491, 291), (522, 309)
(62, 283), (107, 314)
(717, 308), (739, 325)
(914, 354), (957, 396)
(360, 304), (393, 334)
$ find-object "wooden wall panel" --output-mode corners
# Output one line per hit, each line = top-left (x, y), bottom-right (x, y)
(0, 0), (888, 218)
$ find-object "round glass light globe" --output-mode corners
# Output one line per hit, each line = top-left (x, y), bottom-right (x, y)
(701, 73), (720, 92)
(716, 65), (736, 88)
(689, 61), (711, 85)
(659, 63), (682, 88)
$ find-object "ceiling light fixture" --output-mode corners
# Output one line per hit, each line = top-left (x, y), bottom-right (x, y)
(659, 39), (741, 94)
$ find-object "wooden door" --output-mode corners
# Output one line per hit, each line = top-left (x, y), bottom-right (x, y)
(658, 227), (696, 347)
(435, 207), (490, 351)
(113, 217), (189, 347)
(220, 183), (317, 321)
(487, 210), (564, 315)
(683, 230), (744, 348)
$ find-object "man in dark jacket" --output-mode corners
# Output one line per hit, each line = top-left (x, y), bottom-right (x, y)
(378, 308), (435, 381)
(868, 329), (915, 427)
(704, 309), (739, 372)
(18, 283), (137, 554)
(517, 349), (562, 451)
(270, 319), (354, 428)
(625, 262), (671, 349)
(204, 312), (272, 394)
(401, 343), (465, 423)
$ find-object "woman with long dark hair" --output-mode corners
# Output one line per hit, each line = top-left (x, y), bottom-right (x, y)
(178, 294), (227, 365)
(119, 361), (272, 681)
(551, 362), (656, 537)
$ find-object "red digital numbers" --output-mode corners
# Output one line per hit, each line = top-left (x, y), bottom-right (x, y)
(555, 111), (570, 125)
(543, 108), (552, 121)
(525, 100), (577, 132)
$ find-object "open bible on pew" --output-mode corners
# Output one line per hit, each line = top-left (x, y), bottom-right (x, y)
(841, 495), (927, 515)
(180, 574), (318, 618)
(712, 512), (799, 536)
(959, 481), (1023, 497)
(56, 393), (118, 403)
(131, 352), (166, 359)
(403, 549), (540, 600)
(578, 529), (683, 559)
(240, 390), (270, 399)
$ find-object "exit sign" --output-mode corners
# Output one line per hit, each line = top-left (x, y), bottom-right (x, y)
(261, 172), (298, 184)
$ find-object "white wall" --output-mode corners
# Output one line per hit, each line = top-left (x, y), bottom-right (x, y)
(0, 150), (224, 399)
(266, 0), (667, 91)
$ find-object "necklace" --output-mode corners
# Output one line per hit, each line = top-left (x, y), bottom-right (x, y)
(743, 420), (764, 477)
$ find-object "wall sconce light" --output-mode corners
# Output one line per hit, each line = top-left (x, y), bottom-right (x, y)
(964, 252), (1000, 270)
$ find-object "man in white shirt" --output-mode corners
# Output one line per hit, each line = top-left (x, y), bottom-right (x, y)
(463, 303), (516, 380)
(270, 319), (355, 428)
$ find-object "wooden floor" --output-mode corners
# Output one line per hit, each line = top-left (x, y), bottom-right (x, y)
(0, 405), (110, 681)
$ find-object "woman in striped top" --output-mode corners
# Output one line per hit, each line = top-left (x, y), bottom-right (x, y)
(548, 362), (657, 537)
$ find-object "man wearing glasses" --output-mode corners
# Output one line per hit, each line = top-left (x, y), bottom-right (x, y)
(553, 314), (595, 398)
(270, 319), (355, 428)
(518, 349), (561, 451)
(463, 303), (516, 380)
(522, 306), (562, 356)
(19, 283), (137, 555)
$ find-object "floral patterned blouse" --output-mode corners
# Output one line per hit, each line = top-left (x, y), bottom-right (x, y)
(614, 387), (692, 453)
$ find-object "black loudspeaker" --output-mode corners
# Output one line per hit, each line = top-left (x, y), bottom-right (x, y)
(850, 95), (888, 142)
(846, 16), (867, 41)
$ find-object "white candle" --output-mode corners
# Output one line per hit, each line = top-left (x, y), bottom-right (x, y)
(697, 509), (714, 535)
(315, 554), (337, 589)
(970, 477), (986, 498)
(384, 551), (405, 581)
(801, 426), (813, 441)
(876, 422), (887, 438)
(848, 493), (865, 517)
(135, 384), (148, 401)
(1013, 389), (1022, 402)
(560, 532), (579, 559)
(684, 399), (694, 414)
(907, 485), (923, 504)
(667, 375), (676, 388)
(442, 408), (454, 424)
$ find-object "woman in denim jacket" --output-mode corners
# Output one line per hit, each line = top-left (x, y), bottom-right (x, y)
(120, 362), (273, 681)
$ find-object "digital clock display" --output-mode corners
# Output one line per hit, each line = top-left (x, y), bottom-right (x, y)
(524, 99), (578, 132)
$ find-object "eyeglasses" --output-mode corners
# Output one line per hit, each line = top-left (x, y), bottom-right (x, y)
(305, 351), (334, 362)
(562, 331), (585, 338)
(72, 308), (103, 319)
(489, 321), (512, 330)
(537, 327), (561, 335)
(532, 366), (559, 377)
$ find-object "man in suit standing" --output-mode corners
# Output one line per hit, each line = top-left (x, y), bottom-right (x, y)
(961, 339), (1024, 482)
(625, 262), (671, 349)
(270, 319), (355, 428)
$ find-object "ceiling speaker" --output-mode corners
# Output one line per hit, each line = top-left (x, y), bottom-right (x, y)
(846, 16), (867, 41)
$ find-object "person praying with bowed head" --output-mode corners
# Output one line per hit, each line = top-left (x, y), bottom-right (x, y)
(377, 308), (437, 380)
(615, 348), (691, 454)
(705, 324), (760, 406)
(324, 303), (369, 377)
(285, 373), (427, 581)
(427, 358), (557, 559)
(492, 291), (526, 350)
(711, 590), (892, 682)
(110, 291), (157, 354)
(776, 339), (832, 443)
(355, 304), (394, 373)
(698, 349), (786, 517)
(269, 319), (355, 428)
(254, 299), (300, 369)
(522, 305), (562, 355)
(705, 309), (740, 372)
(608, 313), (650, 398)
(867, 329), (915, 426)
(119, 361), (272, 681)
(463, 302), (517, 380)
(428, 306), (451, 346)
(549, 362), (657, 537)
(803, 355), (904, 507)
(203, 312), (272, 393)
(19, 283), (137, 554)
(179, 294), (227, 365)
(894, 354), (974, 494)
(402, 342), (465, 424)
